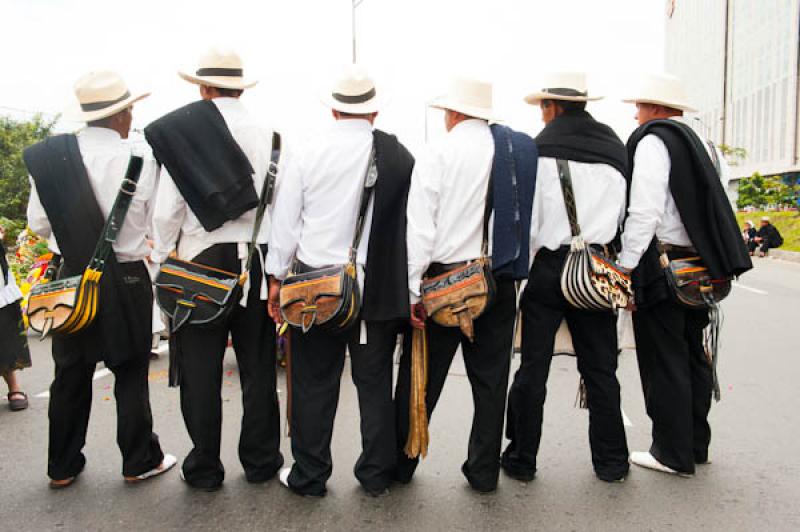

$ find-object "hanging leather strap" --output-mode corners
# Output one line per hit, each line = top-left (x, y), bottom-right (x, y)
(556, 159), (582, 237)
(87, 155), (144, 272)
(348, 145), (377, 265)
(243, 131), (282, 273)
(481, 168), (494, 257)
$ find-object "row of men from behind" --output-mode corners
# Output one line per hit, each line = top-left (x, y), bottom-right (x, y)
(25, 48), (750, 495)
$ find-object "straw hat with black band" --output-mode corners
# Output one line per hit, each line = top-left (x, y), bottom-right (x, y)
(67, 70), (150, 123)
(429, 77), (495, 121)
(320, 64), (383, 115)
(622, 72), (697, 113)
(524, 72), (603, 105)
(179, 48), (258, 90)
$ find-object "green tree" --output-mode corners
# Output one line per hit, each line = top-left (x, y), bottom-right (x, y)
(0, 114), (56, 243)
(737, 172), (766, 209)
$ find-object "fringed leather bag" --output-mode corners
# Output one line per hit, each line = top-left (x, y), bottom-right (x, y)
(555, 159), (632, 311)
(26, 156), (144, 339)
(279, 148), (376, 334)
(421, 174), (496, 342)
(155, 132), (281, 333)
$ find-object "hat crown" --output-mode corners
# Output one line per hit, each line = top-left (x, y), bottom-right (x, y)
(332, 65), (376, 97)
(197, 47), (245, 71)
(74, 70), (129, 106)
(625, 72), (695, 112)
(540, 71), (589, 93)
(446, 77), (493, 111)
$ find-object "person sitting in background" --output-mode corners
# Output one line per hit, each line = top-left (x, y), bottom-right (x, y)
(742, 220), (757, 255)
(754, 216), (783, 257)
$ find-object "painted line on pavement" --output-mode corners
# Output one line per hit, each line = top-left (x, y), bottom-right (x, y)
(621, 407), (633, 427)
(35, 367), (113, 399)
(732, 281), (768, 295)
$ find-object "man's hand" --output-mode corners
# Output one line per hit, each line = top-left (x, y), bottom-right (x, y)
(267, 276), (283, 325)
(409, 302), (427, 329)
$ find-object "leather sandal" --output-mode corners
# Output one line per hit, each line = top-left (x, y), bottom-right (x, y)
(49, 476), (78, 490)
(7, 391), (28, 411)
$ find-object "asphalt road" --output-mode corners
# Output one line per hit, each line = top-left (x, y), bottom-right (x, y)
(2, 256), (799, 531)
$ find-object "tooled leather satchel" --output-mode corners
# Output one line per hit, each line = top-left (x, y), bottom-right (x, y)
(154, 132), (281, 333)
(420, 173), (496, 342)
(279, 147), (376, 334)
(26, 156), (145, 338)
(555, 159), (632, 311)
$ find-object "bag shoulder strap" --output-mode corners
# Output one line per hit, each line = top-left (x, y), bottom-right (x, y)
(481, 162), (495, 258)
(244, 131), (282, 272)
(706, 140), (722, 176)
(556, 159), (581, 237)
(349, 143), (378, 264)
(88, 155), (145, 272)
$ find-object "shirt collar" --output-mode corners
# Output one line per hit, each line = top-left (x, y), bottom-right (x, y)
(331, 118), (374, 133)
(79, 127), (122, 143)
(212, 96), (245, 116)
(449, 118), (489, 135)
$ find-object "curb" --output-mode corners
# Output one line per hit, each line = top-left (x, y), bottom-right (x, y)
(771, 249), (800, 263)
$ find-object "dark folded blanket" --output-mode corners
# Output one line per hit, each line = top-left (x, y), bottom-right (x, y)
(144, 100), (258, 231)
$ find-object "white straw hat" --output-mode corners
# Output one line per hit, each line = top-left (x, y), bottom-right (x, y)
(179, 48), (257, 90)
(623, 72), (697, 112)
(67, 70), (149, 122)
(429, 77), (495, 121)
(320, 64), (383, 114)
(524, 72), (603, 104)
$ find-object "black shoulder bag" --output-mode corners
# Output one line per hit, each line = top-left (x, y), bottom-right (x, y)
(27, 156), (145, 338)
(154, 132), (281, 333)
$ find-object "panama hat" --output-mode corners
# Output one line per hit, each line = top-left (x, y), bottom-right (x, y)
(623, 73), (697, 112)
(179, 48), (257, 90)
(321, 64), (383, 114)
(429, 77), (495, 121)
(67, 70), (149, 122)
(524, 72), (603, 104)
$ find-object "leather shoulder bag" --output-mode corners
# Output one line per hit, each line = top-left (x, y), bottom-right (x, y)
(556, 159), (632, 311)
(26, 156), (145, 339)
(155, 132), (281, 333)
(279, 148), (376, 334)
(420, 173), (496, 342)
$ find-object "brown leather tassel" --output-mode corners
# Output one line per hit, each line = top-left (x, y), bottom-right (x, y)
(404, 328), (430, 459)
(574, 377), (588, 409)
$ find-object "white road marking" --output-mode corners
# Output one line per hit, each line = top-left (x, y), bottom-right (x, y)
(621, 407), (633, 427)
(733, 281), (768, 295)
(35, 367), (113, 399)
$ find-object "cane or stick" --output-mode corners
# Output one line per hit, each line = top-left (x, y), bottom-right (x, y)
(283, 324), (292, 437)
(404, 327), (429, 459)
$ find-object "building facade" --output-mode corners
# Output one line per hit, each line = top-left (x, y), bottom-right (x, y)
(665, 0), (800, 184)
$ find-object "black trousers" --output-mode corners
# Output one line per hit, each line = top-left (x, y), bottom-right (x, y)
(48, 261), (163, 480)
(288, 319), (404, 496)
(395, 278), (516, 492)
(502, 249), (629, 481)
(633, 298), (712, 474)
(175, 244), (283, 488)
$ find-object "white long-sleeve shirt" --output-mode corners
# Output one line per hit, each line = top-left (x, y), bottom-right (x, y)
(150, 97), (280, 265)
(26, 127), (159, 263)
(265, 118), (374, 281)
(531, 157), (626, 254)
(406, 119), (495, 303)
(619, 132), (731, 269)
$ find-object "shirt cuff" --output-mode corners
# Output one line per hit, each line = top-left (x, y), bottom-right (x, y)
(409, 291), (421, 305)
(150, 248), (171, 264)
(617, 250), (642, 270)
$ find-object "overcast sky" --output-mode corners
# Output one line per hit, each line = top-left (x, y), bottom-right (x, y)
(1, 0), (665, 153)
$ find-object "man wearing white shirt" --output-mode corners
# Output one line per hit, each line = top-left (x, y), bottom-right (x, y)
(148, 49), (283, 491)
(266, 66), (414, 498)
(397, 78), (536, 493)
(25, 71), (175, 488)
(502, 74), (630, 483)
(618, 74), (751, 477)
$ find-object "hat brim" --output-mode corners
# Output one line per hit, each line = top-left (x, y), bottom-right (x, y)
(622, 97), (697, 113)
(178, 71), (258, 90)
(524, 91), (603, 105)
(66, 91), (150, 123)
(428, 96), (496, 122)
(320, 91), (385, 115)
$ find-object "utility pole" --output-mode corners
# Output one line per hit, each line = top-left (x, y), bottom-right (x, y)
(352, 0), (364, 63)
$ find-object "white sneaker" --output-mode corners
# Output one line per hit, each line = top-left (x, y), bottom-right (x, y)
(278, 467), (291, 489)
(630, 451), (693, 478)
(125, 453), (177, 483)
